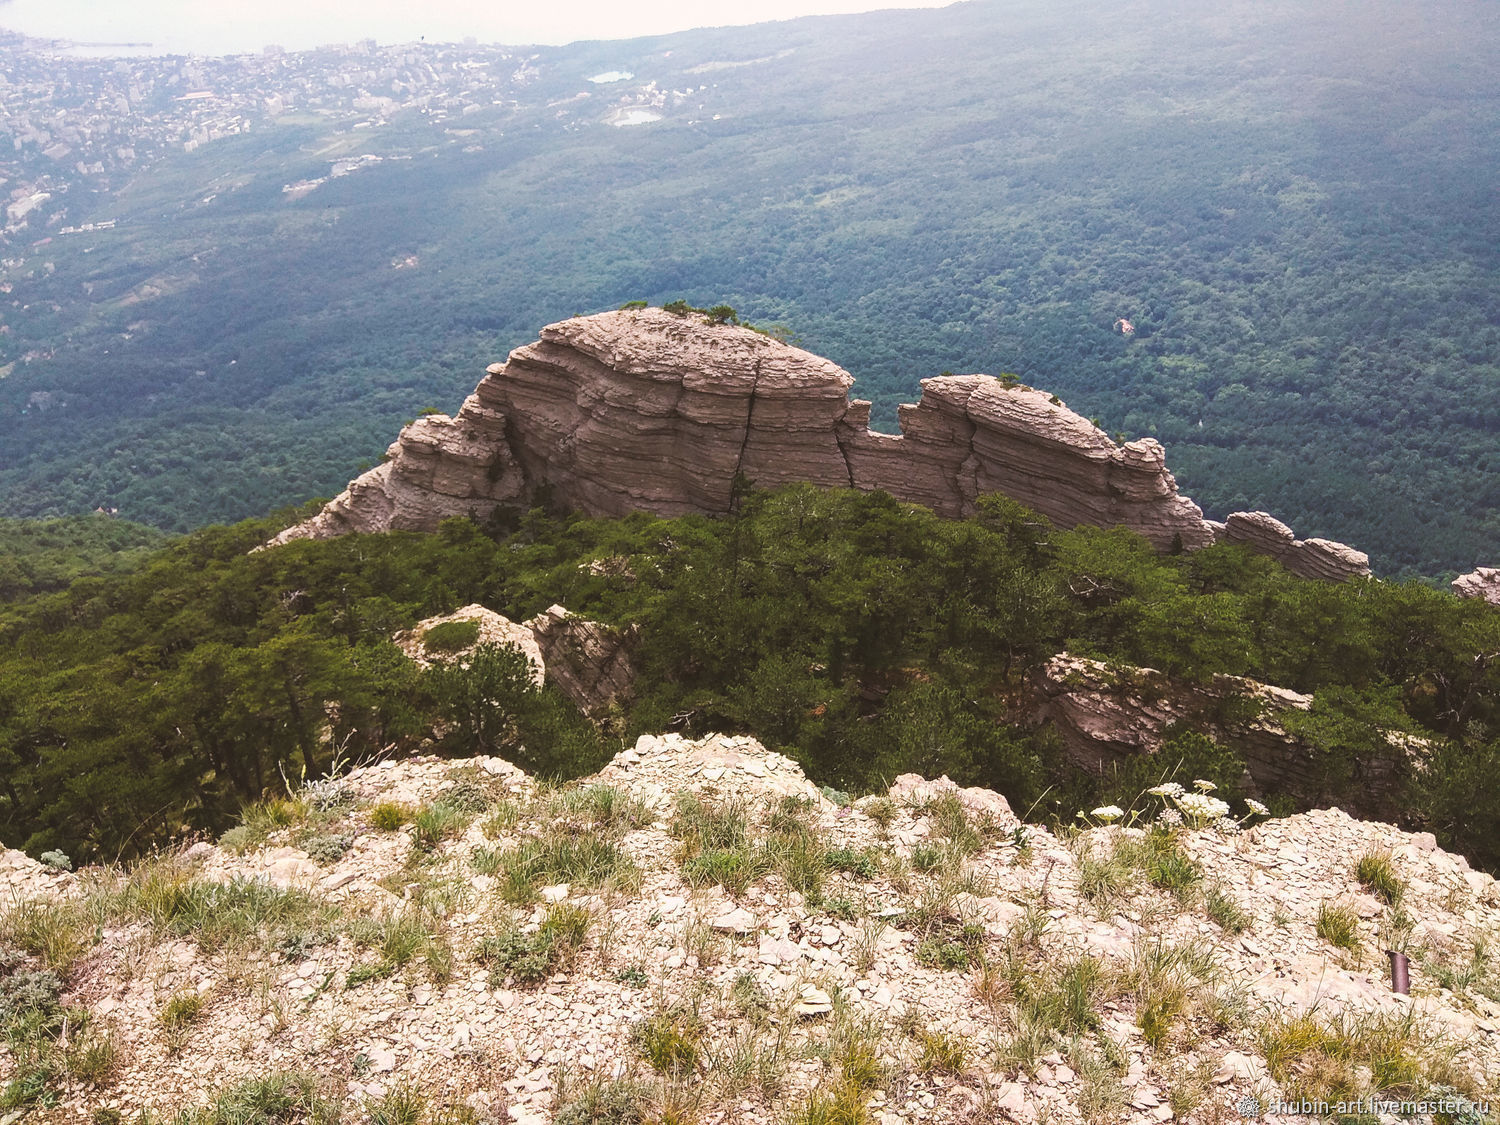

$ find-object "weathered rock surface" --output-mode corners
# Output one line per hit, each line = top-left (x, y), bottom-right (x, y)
(266, 403), (523, 547)
(395, 604), (545, 685)
(1216, 510), (1371, 581)
(1032, 653), (1415, 819)
(7, 735), (1496, 1124)
(272, 308), (1371, 576)
(523, 603), (637, 716)
(394, 603), (635, 714)
(1454, 566), (1500, 605)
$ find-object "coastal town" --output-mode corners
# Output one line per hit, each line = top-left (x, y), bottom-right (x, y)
(0, 29), (698, 247)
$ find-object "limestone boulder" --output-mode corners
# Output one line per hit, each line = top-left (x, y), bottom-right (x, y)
(1031, 652), (1416, 819)
(1453, 566), (1500, 605)
(396, 604), (545, 685)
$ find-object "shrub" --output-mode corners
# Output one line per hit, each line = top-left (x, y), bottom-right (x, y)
(554, 1078), (650, 1125)
(825, 847), (880, 880)
(0, 969), (62, 1031)
(301, 834), (353, 865)
(862, 798), (897, 830)
(477, 904), (590, 987)
(915, 922), (986, 971)
(422, 619), (481, 654)
(369, 801), (414, 831)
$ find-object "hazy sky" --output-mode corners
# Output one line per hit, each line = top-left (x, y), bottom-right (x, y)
(0, 0), (960, 54)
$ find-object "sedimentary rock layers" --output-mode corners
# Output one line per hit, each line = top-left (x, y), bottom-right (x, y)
(265, 398), (522, 547)
(841, 376), (1214, 549)
(269, 307), (1369, 578)
(495, 310), (855, 516)
(1213, 511), (1371, 582)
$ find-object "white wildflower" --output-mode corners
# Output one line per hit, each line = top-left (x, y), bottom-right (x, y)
(1245, 799), (1270, 817)
(1176, 793), (1230, 823)
(1216, 819), (1242, 836)
(1193, 779), (1217, 793)
(1091, 805), (1124, 823)
(1148, 783), (1185, 798)
(1156, 808), (1184, 828)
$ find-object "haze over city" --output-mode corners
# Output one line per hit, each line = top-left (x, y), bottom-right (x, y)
(0, 0), (959, 53)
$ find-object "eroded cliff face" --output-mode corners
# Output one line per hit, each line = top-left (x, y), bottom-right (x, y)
(270, 308), (1370, 579)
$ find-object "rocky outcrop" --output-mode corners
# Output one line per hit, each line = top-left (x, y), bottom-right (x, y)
(266, 405), (524, 547)
(1213, 511), (1370, 582)
(524, 604), (638, 716)
(395, 604), (546, 685)
(272, 308), (1369, 576)
(395, 603), (636, 715)
(496, 309), (856, 517)
(6, 736), (1497, 1123)
(1032, 653), (1415, 819)
(839, 378), (1214, 550)
(1454, 566), (1500, 606)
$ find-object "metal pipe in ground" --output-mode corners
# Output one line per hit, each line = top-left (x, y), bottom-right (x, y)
(1388, 950), (1410, 994)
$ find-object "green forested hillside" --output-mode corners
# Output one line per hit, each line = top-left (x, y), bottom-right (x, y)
(0, 0), (1498, 575)
(0, 514), (171, 600)
(2, 492), (1498, 876)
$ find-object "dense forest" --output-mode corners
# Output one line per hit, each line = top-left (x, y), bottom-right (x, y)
(3, 490), (1498, 878)
(1, 0), (1498, 576)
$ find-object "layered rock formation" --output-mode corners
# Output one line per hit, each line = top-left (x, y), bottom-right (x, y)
(1211, 511), (1370, 583)
(266, 404), (523, 547)
(524, 604), (638, 717)
(838, 377), (1214, 550)
(1454, 566), (1500, 606)
(272, 308), (1369, 579)
(1032, 653), (1416, 819)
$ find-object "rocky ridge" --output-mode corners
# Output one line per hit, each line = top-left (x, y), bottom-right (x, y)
(269, 309), (1369, 581)
(2, 734), (1495, 1124)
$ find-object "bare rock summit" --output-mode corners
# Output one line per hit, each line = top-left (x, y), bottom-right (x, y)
(4, 735), (1495, 1123)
